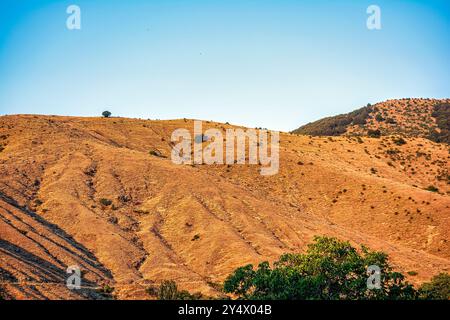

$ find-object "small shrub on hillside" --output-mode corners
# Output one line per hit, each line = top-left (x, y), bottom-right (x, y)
(158, 280), (178, 300)
(386, 118), (397, 124)
(393, 137), (407, 146)
(375, 114), (385, 122)
(191, 234), (200, 241)
(157, 280), (202, 300)
(0, 284), (6, 300)
(425, 185), (439, 193)
(100, 198), (112, 206)
(149, 150), (166, 158)
(96, 284), (115, 299)
(368, 129), (381, 138)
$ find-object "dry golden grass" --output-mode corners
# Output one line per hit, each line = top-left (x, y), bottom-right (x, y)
(0, 113), (449, 299)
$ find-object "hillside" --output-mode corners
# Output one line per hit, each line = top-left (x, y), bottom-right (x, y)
(0, 114), (449, 299)
(292, 98), (450, 144)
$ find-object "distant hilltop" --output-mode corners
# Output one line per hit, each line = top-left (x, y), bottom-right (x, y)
(292, 98), (450, 144)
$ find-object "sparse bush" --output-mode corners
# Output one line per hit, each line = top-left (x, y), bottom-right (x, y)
(146, 285), (159, 296)
(108, 216), (118, 224)
(393, 137), (407, 146)
(96, 284), (114, 298)
(368, 129), (381, 138)
(386, 149), (400, 155)
(425, 185), (439, 193)
(192, 234), (200, 241)
(375, 114), (385, 122)
(0, 284), (6, 300)
(157, 280), (201, 300)
(149, 150), (166, 158)
(386, 118), (397, 124)
(100, 198), (112, 206)
(158, 280), (178, 300)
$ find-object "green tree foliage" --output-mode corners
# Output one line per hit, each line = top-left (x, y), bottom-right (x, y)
(223, 236), (417, 300)
(102, 111), (112, 118)
(419, 273), (450, 300)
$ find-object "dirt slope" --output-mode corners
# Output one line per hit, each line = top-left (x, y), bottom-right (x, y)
(0, 114), (449, 299)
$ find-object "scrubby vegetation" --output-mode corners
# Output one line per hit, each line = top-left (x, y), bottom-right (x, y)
(147, 237), (449, 301)
(0, 284), (6, 300)
(292, 106), (372, 136)
(368, 129), (381, 138)
(425, 185), (439, 193)
(99, 198), (113, 206)
(150, 280), (203, 300)
(96, 284), (115, 299)
(292, 100), (450, 144)
(392, 137), (407, 146)
(418, 273), (450, 300)
(429, 103), (450, 144)
(149, 149), (166, 158)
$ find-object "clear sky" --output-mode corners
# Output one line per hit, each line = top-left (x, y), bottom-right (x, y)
(0, 0), (449, 131)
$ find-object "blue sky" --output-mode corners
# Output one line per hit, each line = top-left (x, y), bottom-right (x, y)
(0, 0), (449, 131)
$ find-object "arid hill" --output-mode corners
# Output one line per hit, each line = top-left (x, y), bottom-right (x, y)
(292, 98), (450, 144)
(0, 109), (449, 299)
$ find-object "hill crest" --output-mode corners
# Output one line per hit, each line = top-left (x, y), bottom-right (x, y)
(292, 98), (450, 144)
